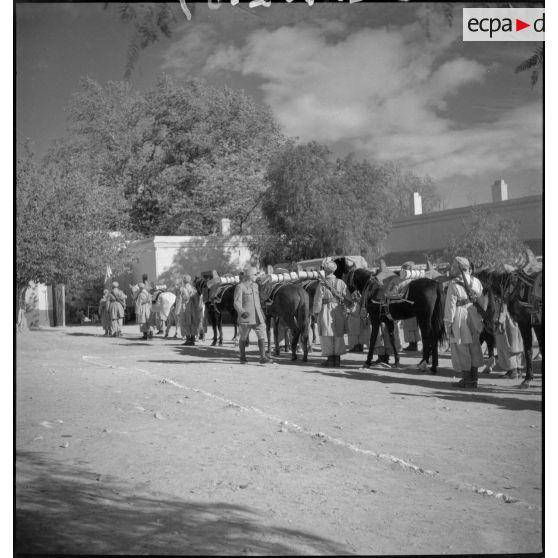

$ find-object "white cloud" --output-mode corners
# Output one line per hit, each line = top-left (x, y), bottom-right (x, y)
(203, 20), (542, 181)
(161, 23), (220, 77)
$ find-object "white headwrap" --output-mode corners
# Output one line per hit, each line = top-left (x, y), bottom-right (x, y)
(321, 257), (337, 273)
(454, 256), (470, 271)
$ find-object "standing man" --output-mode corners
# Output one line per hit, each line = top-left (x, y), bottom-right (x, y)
(347, 290), (370, 353)
(99, 289), (111, 336)
(135, 283), (153, 340)
(400, 262), (421, 351)
(493, 298), (524, 379)
(177, 275), (199, 346)
(234, 266), (269, 364)
(107, 281), (127, 337)
(444, 256), (484, 388)
(312, 257), (353, 368)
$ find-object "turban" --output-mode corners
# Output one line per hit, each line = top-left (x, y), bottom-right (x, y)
(401, 261), (415, 270)
(321, 258), (337, 273)
(138, 282), (145, 289)
(243, 266), (258, 277)
(183, 275), (192, 283)
(454, 256), (470, 271)
(111, 281), (119, 288)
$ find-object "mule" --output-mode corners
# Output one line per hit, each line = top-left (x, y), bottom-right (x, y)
(343, 267), (446, 373)
(258, 280), (310, 362)
(194, 278), (238, 346)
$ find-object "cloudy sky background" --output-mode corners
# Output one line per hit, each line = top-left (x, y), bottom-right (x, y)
(16, 2), (543, 209)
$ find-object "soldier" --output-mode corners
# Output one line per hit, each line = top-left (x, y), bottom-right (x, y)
(347, 290), (370, 353)
(177, 275), (199, 346)
(99, 289), (111, 337)
(135, 283), (153, 340)
(312, 257), (353, 367)
(443, 256), (484, 388)
(400, 261), (421, 351)
(107, 281), (127, 337)
(234, 266), (269, 364)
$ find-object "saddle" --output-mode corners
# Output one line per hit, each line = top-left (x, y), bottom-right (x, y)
(382, 276), (414, 305)
(262, 283), (284, 307)
(515, 269), (543, 324)
(208, 283), (232, 306)
(298, 279), (318, 290)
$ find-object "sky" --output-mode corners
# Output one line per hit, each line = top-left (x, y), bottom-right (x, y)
(15, 1), (543, 209)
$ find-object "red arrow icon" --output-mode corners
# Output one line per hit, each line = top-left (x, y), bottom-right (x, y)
(516, 18), (530, 31)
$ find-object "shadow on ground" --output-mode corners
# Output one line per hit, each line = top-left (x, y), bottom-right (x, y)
(303, 367), (542, 412)
(16, 451), (350, 556)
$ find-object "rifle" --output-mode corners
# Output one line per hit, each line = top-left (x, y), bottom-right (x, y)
(317, 273), (349, 313)
(457, 266), (493, 335)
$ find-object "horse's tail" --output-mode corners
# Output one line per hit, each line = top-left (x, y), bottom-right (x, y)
(433, 281), (447, 346)
(294, 289), (310, 338)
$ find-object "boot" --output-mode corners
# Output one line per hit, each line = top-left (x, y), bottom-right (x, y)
(142, 332), (148, 340)
(239, 339), (247, 364)
(321, 356), (334, 367)
(381, 354), (390, 365)
(503, 368), (518, 379)
(470, 366), (479, 387)
(404, 342), (418, 351)
(258, 339), (270, 364)
(148, 331), (153, 339)
(333, 355), (341, 367)
(453, 368), (477, 388)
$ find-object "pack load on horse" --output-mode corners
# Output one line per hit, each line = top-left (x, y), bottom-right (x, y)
(474, 248), (543, 388)
(195, 270), (239, 346)
(335, 257), (447, 373)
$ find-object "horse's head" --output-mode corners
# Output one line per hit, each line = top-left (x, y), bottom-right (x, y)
(193, 276), (206, 296)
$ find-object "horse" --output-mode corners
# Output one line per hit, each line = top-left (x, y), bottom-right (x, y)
(130, 284), (176, 335)
(194, 277), (238, 346)
(258, 278), (310, 362)
(475, 268), (543, 388)
(340, 265), (446, 373)
(297, 278), (319, 346)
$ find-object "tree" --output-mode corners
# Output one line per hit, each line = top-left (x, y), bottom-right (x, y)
(56, 75), (284, 237)
(255, 142), (428, 265)
(444, 207), (528, 269)
(515, 44), (544, 88)
(16, 149), (131, 312)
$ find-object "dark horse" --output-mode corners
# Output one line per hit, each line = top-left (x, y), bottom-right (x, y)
(339, 264), (446, 373)
(258, 279), (310, 362)
(475, 269), (543, 388)
(194, 278), (238, 346)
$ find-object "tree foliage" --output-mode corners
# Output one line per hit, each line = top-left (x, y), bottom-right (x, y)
(254, 141), (436, 266)
(16, 148), (130, 293)
(444, 207), (528, 270)
(50, 75), (285, 237)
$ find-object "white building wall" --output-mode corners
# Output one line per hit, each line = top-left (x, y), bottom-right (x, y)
(384, 195), (542, 254)
(128, 235), (254, 287)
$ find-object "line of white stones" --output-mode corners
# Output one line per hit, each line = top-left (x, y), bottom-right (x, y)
(81, 355), (541, 512)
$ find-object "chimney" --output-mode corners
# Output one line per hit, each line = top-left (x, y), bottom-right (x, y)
(220, 218), (231, 237)
(410, 192), (422, 216)
(491, 179), (508, 202)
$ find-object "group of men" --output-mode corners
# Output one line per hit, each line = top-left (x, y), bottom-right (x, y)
(98, 256), (528, 388)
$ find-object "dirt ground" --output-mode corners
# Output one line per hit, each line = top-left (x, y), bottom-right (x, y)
(15, 324), (543, 555)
